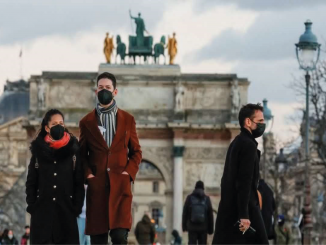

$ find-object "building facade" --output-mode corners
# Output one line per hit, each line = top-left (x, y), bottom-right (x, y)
(1, 64), (250, 243)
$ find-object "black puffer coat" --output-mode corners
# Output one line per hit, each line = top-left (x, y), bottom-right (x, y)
(26, 135), (84, 244)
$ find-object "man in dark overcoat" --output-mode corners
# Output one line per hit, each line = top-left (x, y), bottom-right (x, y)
(212, 103), (269, 244)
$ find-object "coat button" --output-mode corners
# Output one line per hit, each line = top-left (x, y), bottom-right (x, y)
(54, 173), (57, 176)
(53, 198), (56, 201)
(107, 168), (110, 171)
(53, 185), (56, 189)
(70, 196), (72, 198)
(54, 161), (56, 164)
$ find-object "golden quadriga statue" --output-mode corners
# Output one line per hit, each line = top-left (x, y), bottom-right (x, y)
(104, 32), (115, 64)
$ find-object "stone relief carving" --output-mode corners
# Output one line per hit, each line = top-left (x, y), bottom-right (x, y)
(185, 87), (228, 110)
(49, 83), (93, 109)
(185, 162), (224, 188)
(184, 147), (227, 160)
(9, 124), (23, 133)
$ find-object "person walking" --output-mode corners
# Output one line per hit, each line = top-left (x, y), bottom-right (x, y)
(20, 226), (30, 245)
(212, 103), (269, 244)
(77, 185), (90, 245)
(171, 230), (182, 245)
(182, 180), (214, 244)
(275, 215), (293, 245)
(26, 109), (85, 244)
(134, 214), (156, 245)
(79, 72), (142, 244)
(2, 230), (18, 245)
(258, 179), (276, 240)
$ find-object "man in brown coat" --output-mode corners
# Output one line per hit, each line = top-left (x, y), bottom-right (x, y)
(79, 72), (142, 244)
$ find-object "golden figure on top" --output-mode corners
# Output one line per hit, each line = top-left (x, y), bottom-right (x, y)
(167, 32), (177, 65)
(104, 32), (115, 64)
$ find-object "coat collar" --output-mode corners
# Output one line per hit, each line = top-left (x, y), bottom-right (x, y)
(85, 108), (126, 151)
(31, 135), (78, 161)
(240, 127), (258, 146)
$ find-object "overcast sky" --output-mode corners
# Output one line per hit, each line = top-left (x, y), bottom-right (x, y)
(1, 0), (325, 146)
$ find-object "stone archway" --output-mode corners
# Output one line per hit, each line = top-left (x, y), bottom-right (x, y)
(141, 146), (173, 190)
(131, 156), (171, 244)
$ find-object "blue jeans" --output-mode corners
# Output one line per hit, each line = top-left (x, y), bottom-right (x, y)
(77, 217), (90, 245)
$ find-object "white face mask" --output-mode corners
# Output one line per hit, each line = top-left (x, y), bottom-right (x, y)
(8, 234), (13, 239)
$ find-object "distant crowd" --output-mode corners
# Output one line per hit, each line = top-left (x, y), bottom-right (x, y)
(0, 226), (30, 245)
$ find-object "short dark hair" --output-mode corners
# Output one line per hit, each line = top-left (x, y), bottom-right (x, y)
(97, 72), (116, 89)
(238, 103), (263, 128)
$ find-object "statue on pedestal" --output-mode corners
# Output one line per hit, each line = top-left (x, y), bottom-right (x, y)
(38, 79), (46, 109)
(168, 33), (177, 65)
(230, 80), (241, 121)
(175, 83), (185, 112)
(128, 10), (153, 64)
(104, 32), (115, 64)
(129, 11), (148, 47)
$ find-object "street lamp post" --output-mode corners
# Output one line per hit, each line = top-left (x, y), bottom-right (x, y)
(295, 19), (321, 245)
(262, 99), (273, 180)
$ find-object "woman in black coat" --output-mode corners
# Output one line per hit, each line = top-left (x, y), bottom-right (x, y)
(25, 109), (85, 244)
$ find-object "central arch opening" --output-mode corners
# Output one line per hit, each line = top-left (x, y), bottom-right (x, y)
(131, 159), (167, 244)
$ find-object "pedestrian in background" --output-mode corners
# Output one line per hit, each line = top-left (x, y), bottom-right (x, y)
(171, 230), (182, 245)
(2, 230), (18, 245)
(275, 215), (293, 245)
(182, 180), (214, 244)
(135, 214), (156, 245)
(20, 226), (30, 245)
(77, 185), (90, 245)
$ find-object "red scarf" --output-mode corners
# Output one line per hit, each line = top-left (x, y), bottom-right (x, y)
(44, 132), (71, 149)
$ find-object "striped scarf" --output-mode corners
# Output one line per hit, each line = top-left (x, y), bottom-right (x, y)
(96, 100), (118, 147)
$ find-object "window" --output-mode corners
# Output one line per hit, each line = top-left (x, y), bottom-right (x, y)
(153, 181), (159, 193)
(152, 208), (160, 225)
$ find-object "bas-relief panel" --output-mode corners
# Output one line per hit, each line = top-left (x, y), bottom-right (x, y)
(29, 81), (38, 110)
(184, 147), (226, 188)
(116, 87), (174, 110)
(185, 86), (230, 110)
(48, 82), (94, 109)
(0, 122), (28, 169)
(184, 147), (227, 161)
(184, 162), (224, 188)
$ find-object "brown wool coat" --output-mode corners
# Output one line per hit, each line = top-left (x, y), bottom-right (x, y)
(79, 108), (142, 235)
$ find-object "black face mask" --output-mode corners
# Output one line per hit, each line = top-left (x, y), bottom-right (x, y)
(98, 89), (113, 105)
(251, 120), (266, 138)
(50, 124), (65, 140)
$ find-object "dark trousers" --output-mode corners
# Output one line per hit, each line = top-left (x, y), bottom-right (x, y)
(90, 229), (128, 245)
(42, 241), (69, 245)
(188, 232), (207, 245)
(42, 242), (65, 245)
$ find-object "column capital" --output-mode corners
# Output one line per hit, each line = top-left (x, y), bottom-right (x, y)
(173, 146), (185, 157)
